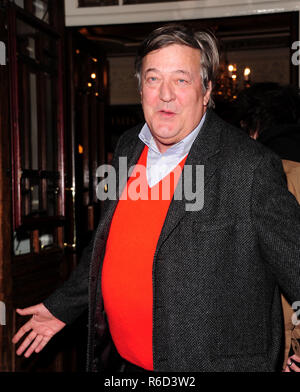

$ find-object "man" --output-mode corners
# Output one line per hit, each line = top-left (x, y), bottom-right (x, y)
(234, 83), (300, 372)
(12, 24), (300, 372)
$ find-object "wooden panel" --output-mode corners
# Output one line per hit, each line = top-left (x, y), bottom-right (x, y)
(0, 0), (79, 373)
(0, 7), (13, 372)
(11, 250), (63, 306)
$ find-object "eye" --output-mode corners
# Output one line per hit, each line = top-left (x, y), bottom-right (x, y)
(177, 79), (188, 85)
(146, 76), (159, 84)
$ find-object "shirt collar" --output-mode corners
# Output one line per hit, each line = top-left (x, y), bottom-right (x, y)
(139, 112), (207, 156)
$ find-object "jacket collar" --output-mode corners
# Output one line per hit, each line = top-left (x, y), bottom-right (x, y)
(95, 109), (223, 251)
(124, 108), (222, 171)
(155, 108), (223, 248)
(138, 113), (207, 157)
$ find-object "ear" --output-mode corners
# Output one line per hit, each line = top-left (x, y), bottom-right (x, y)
(139, 80), (144, 102)
(203, 81), (212, 106)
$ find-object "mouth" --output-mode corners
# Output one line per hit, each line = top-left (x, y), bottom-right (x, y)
(158, 110), (176, 118)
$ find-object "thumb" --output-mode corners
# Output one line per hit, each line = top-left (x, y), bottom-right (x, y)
(16, 305), (39, 316)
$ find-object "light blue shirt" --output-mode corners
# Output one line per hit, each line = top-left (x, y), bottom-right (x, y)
(138, 113), (206, 187)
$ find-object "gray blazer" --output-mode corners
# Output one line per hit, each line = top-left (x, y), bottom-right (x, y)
(44, 109), (300, 372)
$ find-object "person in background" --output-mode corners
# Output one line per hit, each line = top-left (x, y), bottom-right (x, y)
(234, 82), (300, 372)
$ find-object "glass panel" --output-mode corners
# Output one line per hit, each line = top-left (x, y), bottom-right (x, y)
(16, 19), (37, 60)
(18, 63), (60, 219)
(13, 0), (25, 8)
(21, 177), (31, 216)
(31, 182), (40, 212)
(21, 174), (60, 217)
(13, 230), (31, 255)
(11, 0), (50, 24)
(29, 72), (39, 170)
(44, 74), (58, 171)
(18, 64), (30, 170)
(46, 177), (59, 216)
(41, 33), (57, 71)
(20, 176), (41, 215)
(27, 37), (36, 59)
(33, 0), (50, 23)
(39, 227), (55, 250)
(16, 19), (57, 69)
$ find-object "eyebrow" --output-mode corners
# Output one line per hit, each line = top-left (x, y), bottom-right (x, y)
(144, 68), (192, 78)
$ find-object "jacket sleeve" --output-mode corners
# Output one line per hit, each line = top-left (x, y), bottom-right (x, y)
(251, 152), (300, 304)
(43, 130), (131, 324)
(43, 236), (94, 324)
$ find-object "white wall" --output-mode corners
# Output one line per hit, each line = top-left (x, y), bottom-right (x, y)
(65, 0), (300, 26)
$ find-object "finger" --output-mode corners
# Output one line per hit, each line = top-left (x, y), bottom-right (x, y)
(12, 321), (33, 344)
(24, 335), (44, 358)
(16, 306), (39, 316)
(16, 330), (37, 356)
(290, 354), (300, 362)
(287, 355), (300, 372)
(289, 362), (300, 372)
(284, 366), (291, 372)
(35, 336), (52, 354)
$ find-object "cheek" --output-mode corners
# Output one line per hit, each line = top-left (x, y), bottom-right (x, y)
(176, 89), (195, 105)
(183, 91), (204, 110)
(142, 89), (157, 106)
(141, 85), (159, 103)
(141, 92), (155, 121)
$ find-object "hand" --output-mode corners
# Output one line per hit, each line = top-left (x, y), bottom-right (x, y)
(12, 303), (66, 358)
(283, 354), (300, 372)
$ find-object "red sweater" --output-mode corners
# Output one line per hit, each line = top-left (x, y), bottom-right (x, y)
(101, 146), (186, 370)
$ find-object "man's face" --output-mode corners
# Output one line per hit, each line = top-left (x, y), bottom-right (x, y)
(140, 44), (212, 153)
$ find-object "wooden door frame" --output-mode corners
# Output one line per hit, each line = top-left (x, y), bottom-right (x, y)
(0, 5), (13, 371)
(0, 0), (78, 372)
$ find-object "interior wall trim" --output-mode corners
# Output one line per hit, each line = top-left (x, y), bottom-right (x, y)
(65, 0), (300, 26)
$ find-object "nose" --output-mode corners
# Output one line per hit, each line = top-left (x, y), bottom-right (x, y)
(159, 80), (175, 102)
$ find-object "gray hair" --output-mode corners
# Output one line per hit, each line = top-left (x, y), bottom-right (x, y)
(135, 24), (220, 108)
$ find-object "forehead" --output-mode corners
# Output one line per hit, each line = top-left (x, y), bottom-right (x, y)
(141, 44), (201, 73)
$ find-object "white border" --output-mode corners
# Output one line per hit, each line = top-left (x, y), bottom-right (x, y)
(299, 8), (300, 83)
(65, 0), (300, 26)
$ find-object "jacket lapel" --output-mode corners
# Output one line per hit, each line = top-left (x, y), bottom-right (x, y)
(90, 128), (145, 314)
(93, 110), (223, 263)
(91, 128), (144, 269)
(155, 109), (223, 249)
